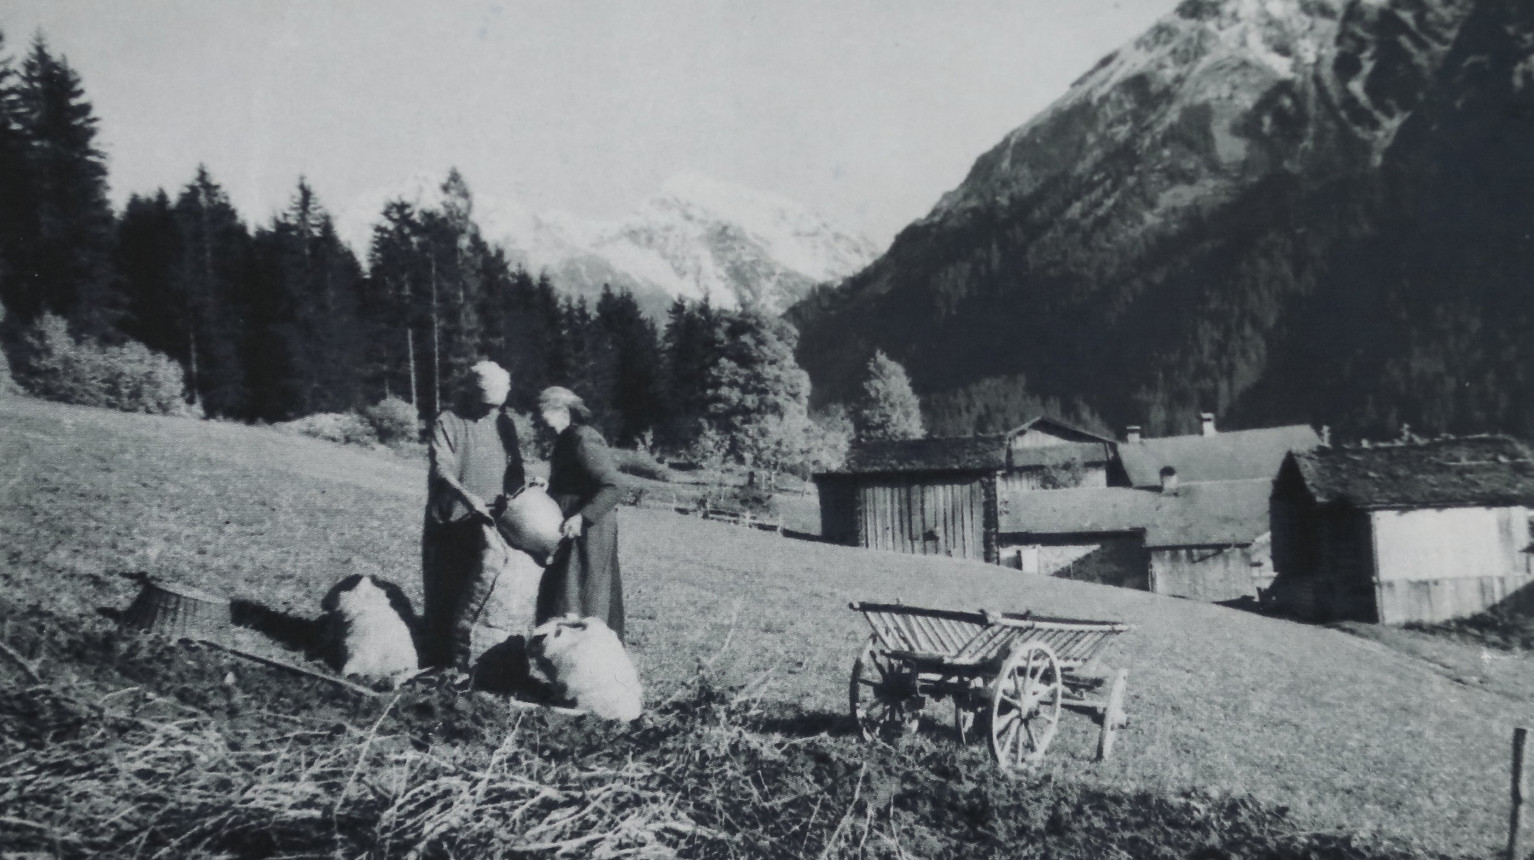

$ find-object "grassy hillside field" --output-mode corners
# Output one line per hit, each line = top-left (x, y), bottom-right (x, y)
(1, 393), (1528, 857)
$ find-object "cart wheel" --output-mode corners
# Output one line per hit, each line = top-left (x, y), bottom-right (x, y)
(989, 642), (1062, 769)
(850, 636), (921, 742)
(1095, 668), (1128, 761)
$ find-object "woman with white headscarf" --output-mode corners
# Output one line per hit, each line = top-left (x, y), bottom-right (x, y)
(421, 361), (525, 669)
(535, 386), (625, 640)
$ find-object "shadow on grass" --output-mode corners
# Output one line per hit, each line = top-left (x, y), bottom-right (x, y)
(1214, 595), (1265, 615)
(754, 710), (858, 738)
(782, 528), (831, 544)
(229, 598), (328, 658)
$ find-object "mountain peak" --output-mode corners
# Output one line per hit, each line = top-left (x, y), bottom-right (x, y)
(341, 172), (879, 317)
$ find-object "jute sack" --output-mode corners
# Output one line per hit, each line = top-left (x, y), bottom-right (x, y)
(452, 524), (544, 680)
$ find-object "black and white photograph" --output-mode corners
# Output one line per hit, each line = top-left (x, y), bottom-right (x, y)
(2, 0), (1533, 856)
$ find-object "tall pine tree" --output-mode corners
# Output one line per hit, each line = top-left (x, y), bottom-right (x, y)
(172, 166), (252, 417)
(245, 179), (366, 419)
(0, 30), (35, 316)
(12, 36), (117, 335)
(114, 190), (182, 355)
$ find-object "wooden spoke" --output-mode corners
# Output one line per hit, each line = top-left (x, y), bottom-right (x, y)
(989, 642), (1062, 770)
(850, 636), (921, 742)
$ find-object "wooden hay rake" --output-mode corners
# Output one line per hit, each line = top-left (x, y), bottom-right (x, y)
(849, 601), (1132, 769)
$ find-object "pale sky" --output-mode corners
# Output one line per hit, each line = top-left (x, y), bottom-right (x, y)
(4, 1), (1181, 246)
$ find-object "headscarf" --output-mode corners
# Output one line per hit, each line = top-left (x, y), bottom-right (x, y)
(470, 361), (511, 406)
(537, 386), (590, 422)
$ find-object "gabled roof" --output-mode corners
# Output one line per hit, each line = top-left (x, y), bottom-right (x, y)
(998, 479), (1273, 548)
(824, 415), (1115, 477)
(1007, 416), (1119, 446)
(1119, 424), (1320, 487)
(1287, 436), (1534, 509)
(837, 434), (1008, 474)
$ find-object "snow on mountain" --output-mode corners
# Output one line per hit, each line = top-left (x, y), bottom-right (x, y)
(339, 172), (881, 317)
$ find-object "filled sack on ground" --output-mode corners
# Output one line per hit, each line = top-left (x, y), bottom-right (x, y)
(528, 615), (642, 722)
(453, 524), (543, 686)
(319, 574), (420, 686)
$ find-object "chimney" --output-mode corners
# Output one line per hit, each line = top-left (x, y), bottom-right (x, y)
(1159, 466), (1179, 494)
(1200, 412), (1217, 436)
(1126, 425), (1142, 443)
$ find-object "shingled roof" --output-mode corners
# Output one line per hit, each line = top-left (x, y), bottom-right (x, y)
(1119, 425), (1320, 487)
(836, 435), (1009, 474)
(997, 479), (1273, 548)
(1286, 436), (1534, 509)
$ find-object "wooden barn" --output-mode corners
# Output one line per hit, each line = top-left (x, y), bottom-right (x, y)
(995, 478), (1275, 601)
(1269, 436), (1534, 624)
(813, 417), (1116, 563)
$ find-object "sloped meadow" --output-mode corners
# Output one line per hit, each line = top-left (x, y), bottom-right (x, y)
(0, 395), (1511, 858)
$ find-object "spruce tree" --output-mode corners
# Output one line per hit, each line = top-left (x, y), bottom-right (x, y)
(114, 190), (181, 355)
(362, 199), (427, 412)
(702, 310), (812, 481)
(172, 166), (252, 417)
(594, 285), (665, 446)
(0, 30), (35, 315)
(245, 178), (366, 420)
(852, 350), (924, 441)
(13, 36), (117, 334)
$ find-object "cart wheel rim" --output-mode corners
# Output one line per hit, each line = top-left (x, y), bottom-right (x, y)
(850, 636), (920, 742)
(1096, 668), (1129, 761)
(989, 642), (1062, 769)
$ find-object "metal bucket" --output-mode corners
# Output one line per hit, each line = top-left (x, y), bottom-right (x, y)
(120, 578), (231, 642)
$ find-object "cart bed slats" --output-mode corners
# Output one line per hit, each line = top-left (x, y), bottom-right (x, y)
(851, 601), (1130, 666)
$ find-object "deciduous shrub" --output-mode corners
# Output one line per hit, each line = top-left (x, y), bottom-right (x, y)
(612, 448), (673, 482)
(275, 412), (378, 446)
(361, 396), (419, 445)
(11, 313), (188, 415)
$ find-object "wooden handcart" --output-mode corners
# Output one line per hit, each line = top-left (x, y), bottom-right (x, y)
(849, 601), (1132, 769)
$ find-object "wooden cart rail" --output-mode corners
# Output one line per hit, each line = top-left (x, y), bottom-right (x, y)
(850, 601), (1131, 669)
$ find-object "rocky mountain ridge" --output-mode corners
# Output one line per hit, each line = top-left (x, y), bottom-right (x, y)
(791, 0), (1531, 440)
(340, 172), (880, 318)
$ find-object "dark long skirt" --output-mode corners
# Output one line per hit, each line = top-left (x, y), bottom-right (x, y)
(536, 514), (623, 641)
(420, 515), (482, 669)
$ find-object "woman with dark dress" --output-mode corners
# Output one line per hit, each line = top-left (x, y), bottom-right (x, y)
(535, 386), (625, 640)
(421, 361), (525, 669)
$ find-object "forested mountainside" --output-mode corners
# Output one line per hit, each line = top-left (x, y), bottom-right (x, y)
(791, 0), (1534, 440)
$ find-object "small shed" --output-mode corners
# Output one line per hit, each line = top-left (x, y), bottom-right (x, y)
(814, 416), (1116, 562)
(1269, 436), (1534, 624)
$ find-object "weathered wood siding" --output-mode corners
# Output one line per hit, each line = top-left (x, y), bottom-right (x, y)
(997, 464), (1109, 495)
(857, 474), (988, 560)
(1315, 508), (1378, 621)
(1150, 543), (1269, 603)
(1370, 506), (1534, 624)
(814, 476), (859, 545)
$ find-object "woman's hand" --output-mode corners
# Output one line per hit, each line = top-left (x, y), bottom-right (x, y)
(467, 495), (495, 524)
(560, 514), (583, 539)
